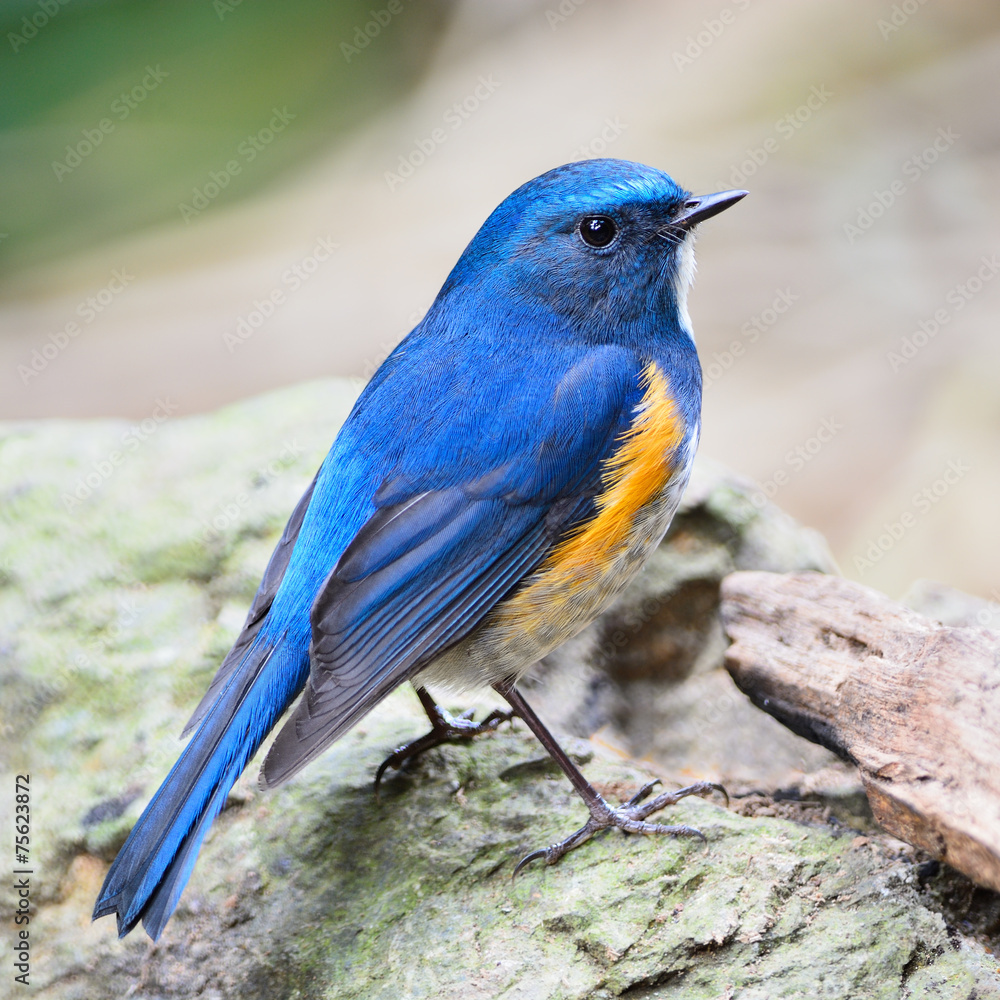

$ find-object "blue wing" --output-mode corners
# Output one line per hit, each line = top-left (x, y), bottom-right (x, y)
(260, 340), (659, 786)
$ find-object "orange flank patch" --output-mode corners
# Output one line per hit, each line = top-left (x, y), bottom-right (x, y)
(544, 361), (684, 578)
(469, 361), (687, 663)
(496, 361), (685, 642)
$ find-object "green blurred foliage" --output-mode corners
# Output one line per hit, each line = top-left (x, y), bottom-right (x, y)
(0, 0), (452, 273)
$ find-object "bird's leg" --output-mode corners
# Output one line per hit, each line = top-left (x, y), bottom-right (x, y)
(374, 685), (513, 797)
(492, 678), (726, 875)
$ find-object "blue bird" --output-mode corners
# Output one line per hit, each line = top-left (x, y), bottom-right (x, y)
(93, 159), (745, 940)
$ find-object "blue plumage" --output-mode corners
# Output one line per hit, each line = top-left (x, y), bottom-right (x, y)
(93, 159), (745, 939)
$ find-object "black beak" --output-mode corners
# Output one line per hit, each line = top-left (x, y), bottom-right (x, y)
(662, 189), (748, 234)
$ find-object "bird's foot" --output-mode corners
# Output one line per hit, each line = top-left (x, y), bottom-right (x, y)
(513, 779), (727, 876)
(374, 695), (513, 798)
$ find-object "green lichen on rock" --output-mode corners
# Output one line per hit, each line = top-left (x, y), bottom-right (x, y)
(1, 379), (997, 999)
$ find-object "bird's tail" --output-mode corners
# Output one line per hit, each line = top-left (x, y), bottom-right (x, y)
(92, 632), (308, 940)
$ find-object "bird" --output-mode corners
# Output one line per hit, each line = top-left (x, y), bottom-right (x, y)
(93, 158), (746, 941)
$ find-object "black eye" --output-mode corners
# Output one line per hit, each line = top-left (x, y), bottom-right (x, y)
(578, 216), (617, 248)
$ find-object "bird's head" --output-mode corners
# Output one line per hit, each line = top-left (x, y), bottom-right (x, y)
(443, 159), (745, 343)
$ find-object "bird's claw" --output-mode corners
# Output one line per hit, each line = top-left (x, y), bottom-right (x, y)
(374, 703), (514, 799)
(512, 847), (549, 878)
(512, 780), (726, 876)
(627, 780), (729, 819)
(624, 778), (662, 808)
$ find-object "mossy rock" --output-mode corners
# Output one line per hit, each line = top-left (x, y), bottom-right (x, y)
(2, 379), (997, 998)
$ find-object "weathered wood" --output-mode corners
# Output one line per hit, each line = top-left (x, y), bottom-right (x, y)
(721, 570), (1000, 892)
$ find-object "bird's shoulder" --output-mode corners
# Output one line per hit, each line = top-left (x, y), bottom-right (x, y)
(337, 300), (690, 493)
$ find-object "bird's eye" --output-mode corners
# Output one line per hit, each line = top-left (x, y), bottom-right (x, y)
(578, 216), (618, 248)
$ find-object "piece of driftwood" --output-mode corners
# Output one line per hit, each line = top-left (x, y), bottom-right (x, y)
(721, 570), (1000, 892)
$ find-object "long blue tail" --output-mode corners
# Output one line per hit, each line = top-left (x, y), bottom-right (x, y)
(93, 633), (308, 939)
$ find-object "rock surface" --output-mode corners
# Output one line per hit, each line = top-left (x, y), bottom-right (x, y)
(2, 378), (998, 998)
(723, 570), (1000, 894)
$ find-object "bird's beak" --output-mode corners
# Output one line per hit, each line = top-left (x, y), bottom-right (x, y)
(662, 189), (748, 234)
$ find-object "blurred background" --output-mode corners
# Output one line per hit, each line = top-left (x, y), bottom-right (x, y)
(2, 0), (998, 602)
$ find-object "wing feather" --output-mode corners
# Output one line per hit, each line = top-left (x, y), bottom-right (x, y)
(259, 347), (660, 787)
